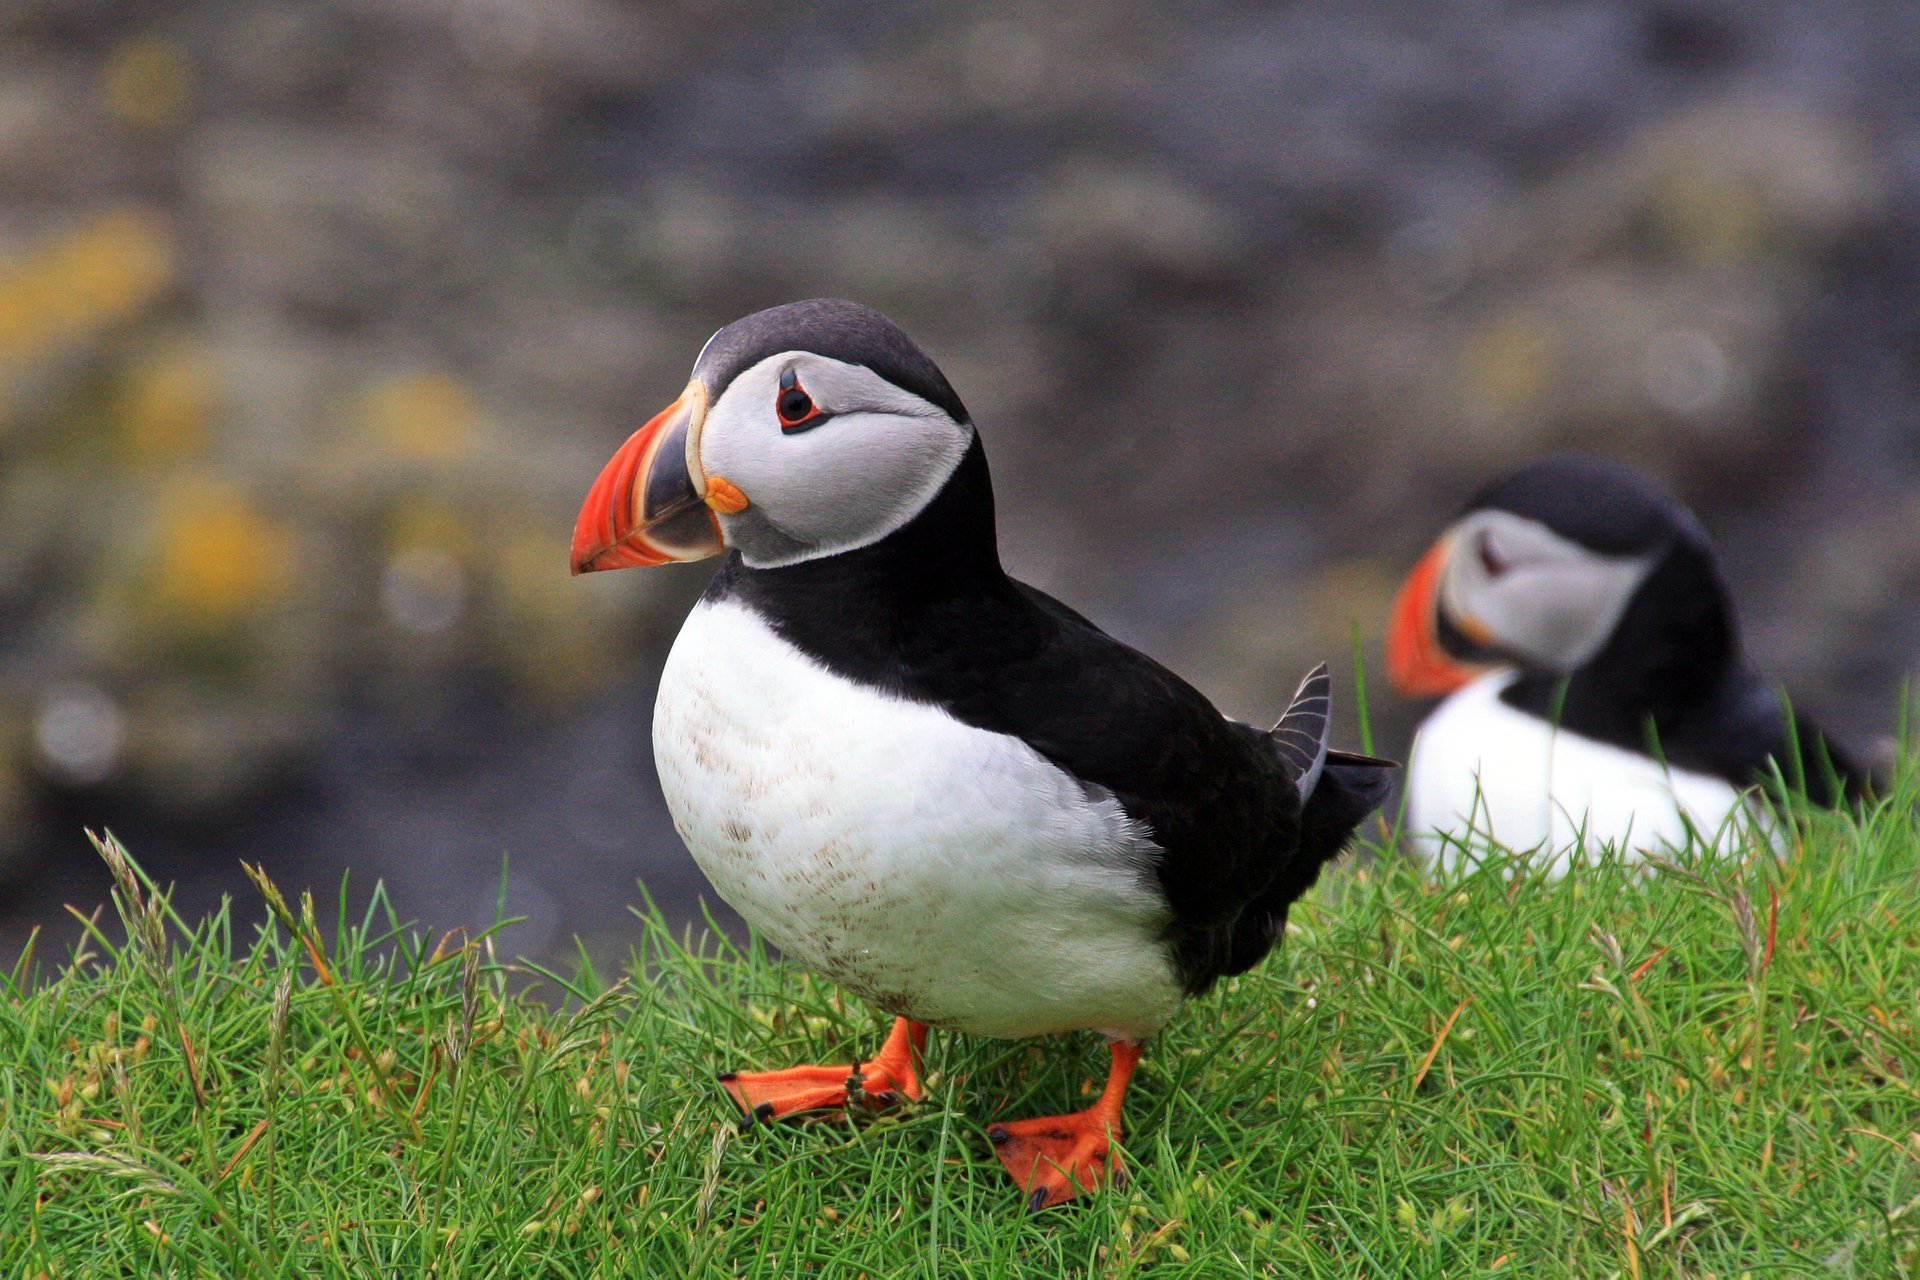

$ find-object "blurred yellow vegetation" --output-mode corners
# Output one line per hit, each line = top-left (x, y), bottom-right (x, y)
(143, 476), (293, 628)
(383, 498), (472, 558)
(102, 37), (191, 132)
(1460, 313), (1557, 417)
(0, 211), (174, 385)
(1309, 560), (1398, 652)
(118, 347), (220, 462)
(360, 373), (482, 462)
(1649, 171), (1768, 264)
(494, 524), (601, 698)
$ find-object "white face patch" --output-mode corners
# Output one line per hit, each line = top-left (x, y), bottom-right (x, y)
(1438, 510), (1658, 671)
(695, 352), (974, 568)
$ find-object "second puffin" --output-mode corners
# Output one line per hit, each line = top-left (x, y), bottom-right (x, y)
(571, 299), (1393, 1210)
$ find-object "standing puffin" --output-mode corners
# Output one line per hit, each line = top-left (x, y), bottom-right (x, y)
(571, 299), (1394, 1209)
(1385, 453), (1866, 873)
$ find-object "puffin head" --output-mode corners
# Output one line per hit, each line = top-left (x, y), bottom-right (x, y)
(571, 299), (974, 574)
(1385, 454), (1716, 697)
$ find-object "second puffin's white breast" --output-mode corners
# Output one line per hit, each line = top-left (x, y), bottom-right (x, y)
(652, 598), (1182, 1041)
(1404, 673), (1755, 876)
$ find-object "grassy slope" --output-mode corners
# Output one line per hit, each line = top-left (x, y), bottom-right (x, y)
(5, 781), (1919, 1279)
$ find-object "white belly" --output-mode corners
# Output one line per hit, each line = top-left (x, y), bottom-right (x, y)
(652, 598), (1182, 1040)
(1404, 673), (1755, 876)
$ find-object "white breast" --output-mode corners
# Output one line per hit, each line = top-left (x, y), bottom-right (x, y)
(1403, 673), (1756, 876)
(652, 598), (1183, 1041)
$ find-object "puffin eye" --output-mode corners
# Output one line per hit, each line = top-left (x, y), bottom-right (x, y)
(1477, 534), (1508, 578)
(776, 370), (824, 432)
(778, 387), (814, 424)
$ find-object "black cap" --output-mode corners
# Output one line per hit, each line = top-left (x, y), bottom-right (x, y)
(692, 299), (969, 425)
(1467, 453), (1705, 556)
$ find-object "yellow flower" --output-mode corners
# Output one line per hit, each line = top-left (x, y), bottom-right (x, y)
(0, 210), (173, 370)
(1460, 313), (1556, 416)
(60, 211), (175, 320)
(145, 476), (292, 627)
(360, 373), (481, 462)
(102, 38), (192, 132)
(119, 348), (219, 462)
(383, 499), (472, 556)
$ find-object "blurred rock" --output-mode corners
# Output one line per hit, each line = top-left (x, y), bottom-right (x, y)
(0, 0), (1914, 965)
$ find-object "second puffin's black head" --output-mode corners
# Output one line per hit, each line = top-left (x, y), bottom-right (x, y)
(1387, 453), (1731, 695)
(1465, 454), (1708, 558)
(572, 299), (983, 575)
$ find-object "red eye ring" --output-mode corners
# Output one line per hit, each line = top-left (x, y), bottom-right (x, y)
(776, 371), (822, 431)
(777, 386), (816, 427)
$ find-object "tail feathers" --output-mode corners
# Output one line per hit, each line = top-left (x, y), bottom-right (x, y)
(1269, 663), (1333, 799)
(1202, 677), (1401, 992)
(1266, 659), (1399, 865)
(1311, 751), (1398, 834)
(1212, 747), (1400, 987)
(1303, 750), (1398, 859)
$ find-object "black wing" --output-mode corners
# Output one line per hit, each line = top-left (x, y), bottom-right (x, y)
(707, 432), (1383, 994)
(1513, 662), (1875, 806)
(1695, 674), (1874, 806)
(993, 581), (1306, 979)
(721, 552), (1311, 992)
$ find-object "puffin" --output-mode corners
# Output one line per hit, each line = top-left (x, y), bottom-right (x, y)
(570, 299), (1395, 1209)
(1385, 453), (1866, 873)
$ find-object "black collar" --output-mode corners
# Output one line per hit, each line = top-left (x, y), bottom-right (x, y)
(699, 436), (1348, 994)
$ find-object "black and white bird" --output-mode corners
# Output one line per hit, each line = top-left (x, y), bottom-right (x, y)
(1386, 454), (1866, 873)
(572, 299), (1393, 1209)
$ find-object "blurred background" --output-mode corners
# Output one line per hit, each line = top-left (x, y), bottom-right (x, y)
(2, 0), (1916, 970)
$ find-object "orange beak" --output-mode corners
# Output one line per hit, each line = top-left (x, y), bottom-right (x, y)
(1385, 538), (1492, 697)
(571, 383), (725, 575)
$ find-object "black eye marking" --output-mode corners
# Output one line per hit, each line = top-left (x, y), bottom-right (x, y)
(1478, 533), (1508, 578)
(776, 368), (828, 433)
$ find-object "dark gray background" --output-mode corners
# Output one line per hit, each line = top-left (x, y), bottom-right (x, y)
(2, 0), (1914, 970)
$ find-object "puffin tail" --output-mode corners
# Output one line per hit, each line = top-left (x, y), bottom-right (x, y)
(1268, 664), (1398, 859)
(1205, 667), (1405, 990)
(1302, 750), (1399, 858)
(1205, 666), (1402, 988)
(1268, 663), (1333, 798)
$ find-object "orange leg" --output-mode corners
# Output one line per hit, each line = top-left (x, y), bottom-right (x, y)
(989, 1040), (1142, 1212)
(720, 1017), (927, 1131)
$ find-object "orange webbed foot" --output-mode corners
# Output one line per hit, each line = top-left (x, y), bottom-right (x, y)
(719, 1063), (859, 1128)
(989, 1110), (1124, 1210)
(721, 1017), (926, 1131)
(988, 1040), (1142, 1211)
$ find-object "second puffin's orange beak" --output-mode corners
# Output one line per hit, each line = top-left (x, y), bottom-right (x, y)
(1385, 537), (1494, 697)
(571, 382), (728, 575)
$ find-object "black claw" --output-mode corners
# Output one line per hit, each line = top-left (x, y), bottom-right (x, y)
(716, 1071), (738, 1082)
(1027, 1187), (1051, 1215)
(987, 1126), (1009, 1146)
(738, 1101), (774, 1134)
(872, 1090), (898, 1106)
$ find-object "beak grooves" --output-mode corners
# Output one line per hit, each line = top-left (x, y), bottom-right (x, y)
(570, 384), (722, 574)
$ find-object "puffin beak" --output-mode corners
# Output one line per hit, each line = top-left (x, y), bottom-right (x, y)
(571, 382), (726, 574)
(1385, 535), (1497, 697)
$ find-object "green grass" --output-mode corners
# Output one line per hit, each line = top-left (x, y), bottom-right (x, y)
(5, 776), (1919, 1278)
